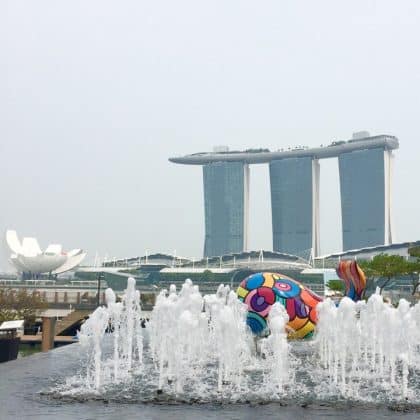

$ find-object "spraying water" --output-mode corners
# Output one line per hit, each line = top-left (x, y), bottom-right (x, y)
(77, 277), (143, 390)
(62, 278), (420, 406)
(76, 278), (291, 398)
(315, 292), (420, 400)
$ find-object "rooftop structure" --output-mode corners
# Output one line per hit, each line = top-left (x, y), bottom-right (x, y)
(169, 133), (399, 257)
(74, 249), (316, 293)
(184, 250), (311, 271)
(315, 240), (420, 262)
(169, 135), (398, 165)
(101, 253), (192, 268)
(97, 250), (311, 271)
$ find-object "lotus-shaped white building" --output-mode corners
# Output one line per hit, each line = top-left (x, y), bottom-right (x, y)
(6, 230), (87, 275)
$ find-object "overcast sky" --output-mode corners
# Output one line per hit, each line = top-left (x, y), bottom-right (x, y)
(1, 1), (419, 270)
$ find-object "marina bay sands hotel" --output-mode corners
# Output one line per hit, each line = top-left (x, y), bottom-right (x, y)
(169, 133), (399, 258)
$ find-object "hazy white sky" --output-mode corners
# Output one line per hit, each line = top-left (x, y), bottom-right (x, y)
(1, 1), (420, 269)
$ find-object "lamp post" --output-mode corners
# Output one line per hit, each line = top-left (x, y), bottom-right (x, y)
(96, 271), (104, 307)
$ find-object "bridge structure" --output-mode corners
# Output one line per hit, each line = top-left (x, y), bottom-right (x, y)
(169, 133), (399, 257)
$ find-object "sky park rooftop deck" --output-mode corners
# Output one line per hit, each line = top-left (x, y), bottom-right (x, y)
(169, 134), (399, 165)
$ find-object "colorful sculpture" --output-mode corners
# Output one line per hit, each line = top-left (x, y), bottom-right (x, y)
(336, 260), (366, 301)
(237, 261), (366, 339)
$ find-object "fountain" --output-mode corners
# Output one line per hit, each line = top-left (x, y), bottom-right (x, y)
(52, 274), (420, 409)
(315, 295), (420, 400)
(76, 277), (143, 390)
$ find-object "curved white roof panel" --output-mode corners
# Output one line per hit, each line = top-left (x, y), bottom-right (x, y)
(45, 244), (63, 255)
(67, 249), (83, 257)
(10, 255), (29, 272)
(52, 251), (87, 275)
(5, 230), (87, 275)
(17, 254), (66, 273)
(6, 230), (22, 255)
(21, 237), (42, 257)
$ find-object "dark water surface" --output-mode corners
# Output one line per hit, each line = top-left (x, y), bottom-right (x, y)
(0, 343), (419, 420)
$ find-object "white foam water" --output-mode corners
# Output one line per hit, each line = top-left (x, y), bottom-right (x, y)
(314, 293), (420, 400)
(56, 278), (420, 406)
(77, 277), (143, 390)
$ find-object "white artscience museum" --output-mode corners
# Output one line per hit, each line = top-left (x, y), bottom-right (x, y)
(6, 230), (87, 275)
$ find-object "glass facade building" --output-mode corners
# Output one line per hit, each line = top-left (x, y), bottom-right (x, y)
(203, 162), (249, 257)
(170, 134), (398, 257)
(339, 148), (392, 251)
(270, 157), (317, 256)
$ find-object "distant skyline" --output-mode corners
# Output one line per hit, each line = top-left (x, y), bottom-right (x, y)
(1, 1), (420, 270)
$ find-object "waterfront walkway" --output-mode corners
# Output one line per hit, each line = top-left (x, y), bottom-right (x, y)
(20, 335), (75, 344)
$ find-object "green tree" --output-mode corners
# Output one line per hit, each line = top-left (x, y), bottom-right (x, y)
(0, 288), (47, 326)
(406, 246), (420, 295)
(202, 270), (214, 282)
(358, 254), (408, 295)
(404, 261), (420, 295)
(408, 245), (420, 258)
(326, 279), (345, 293)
